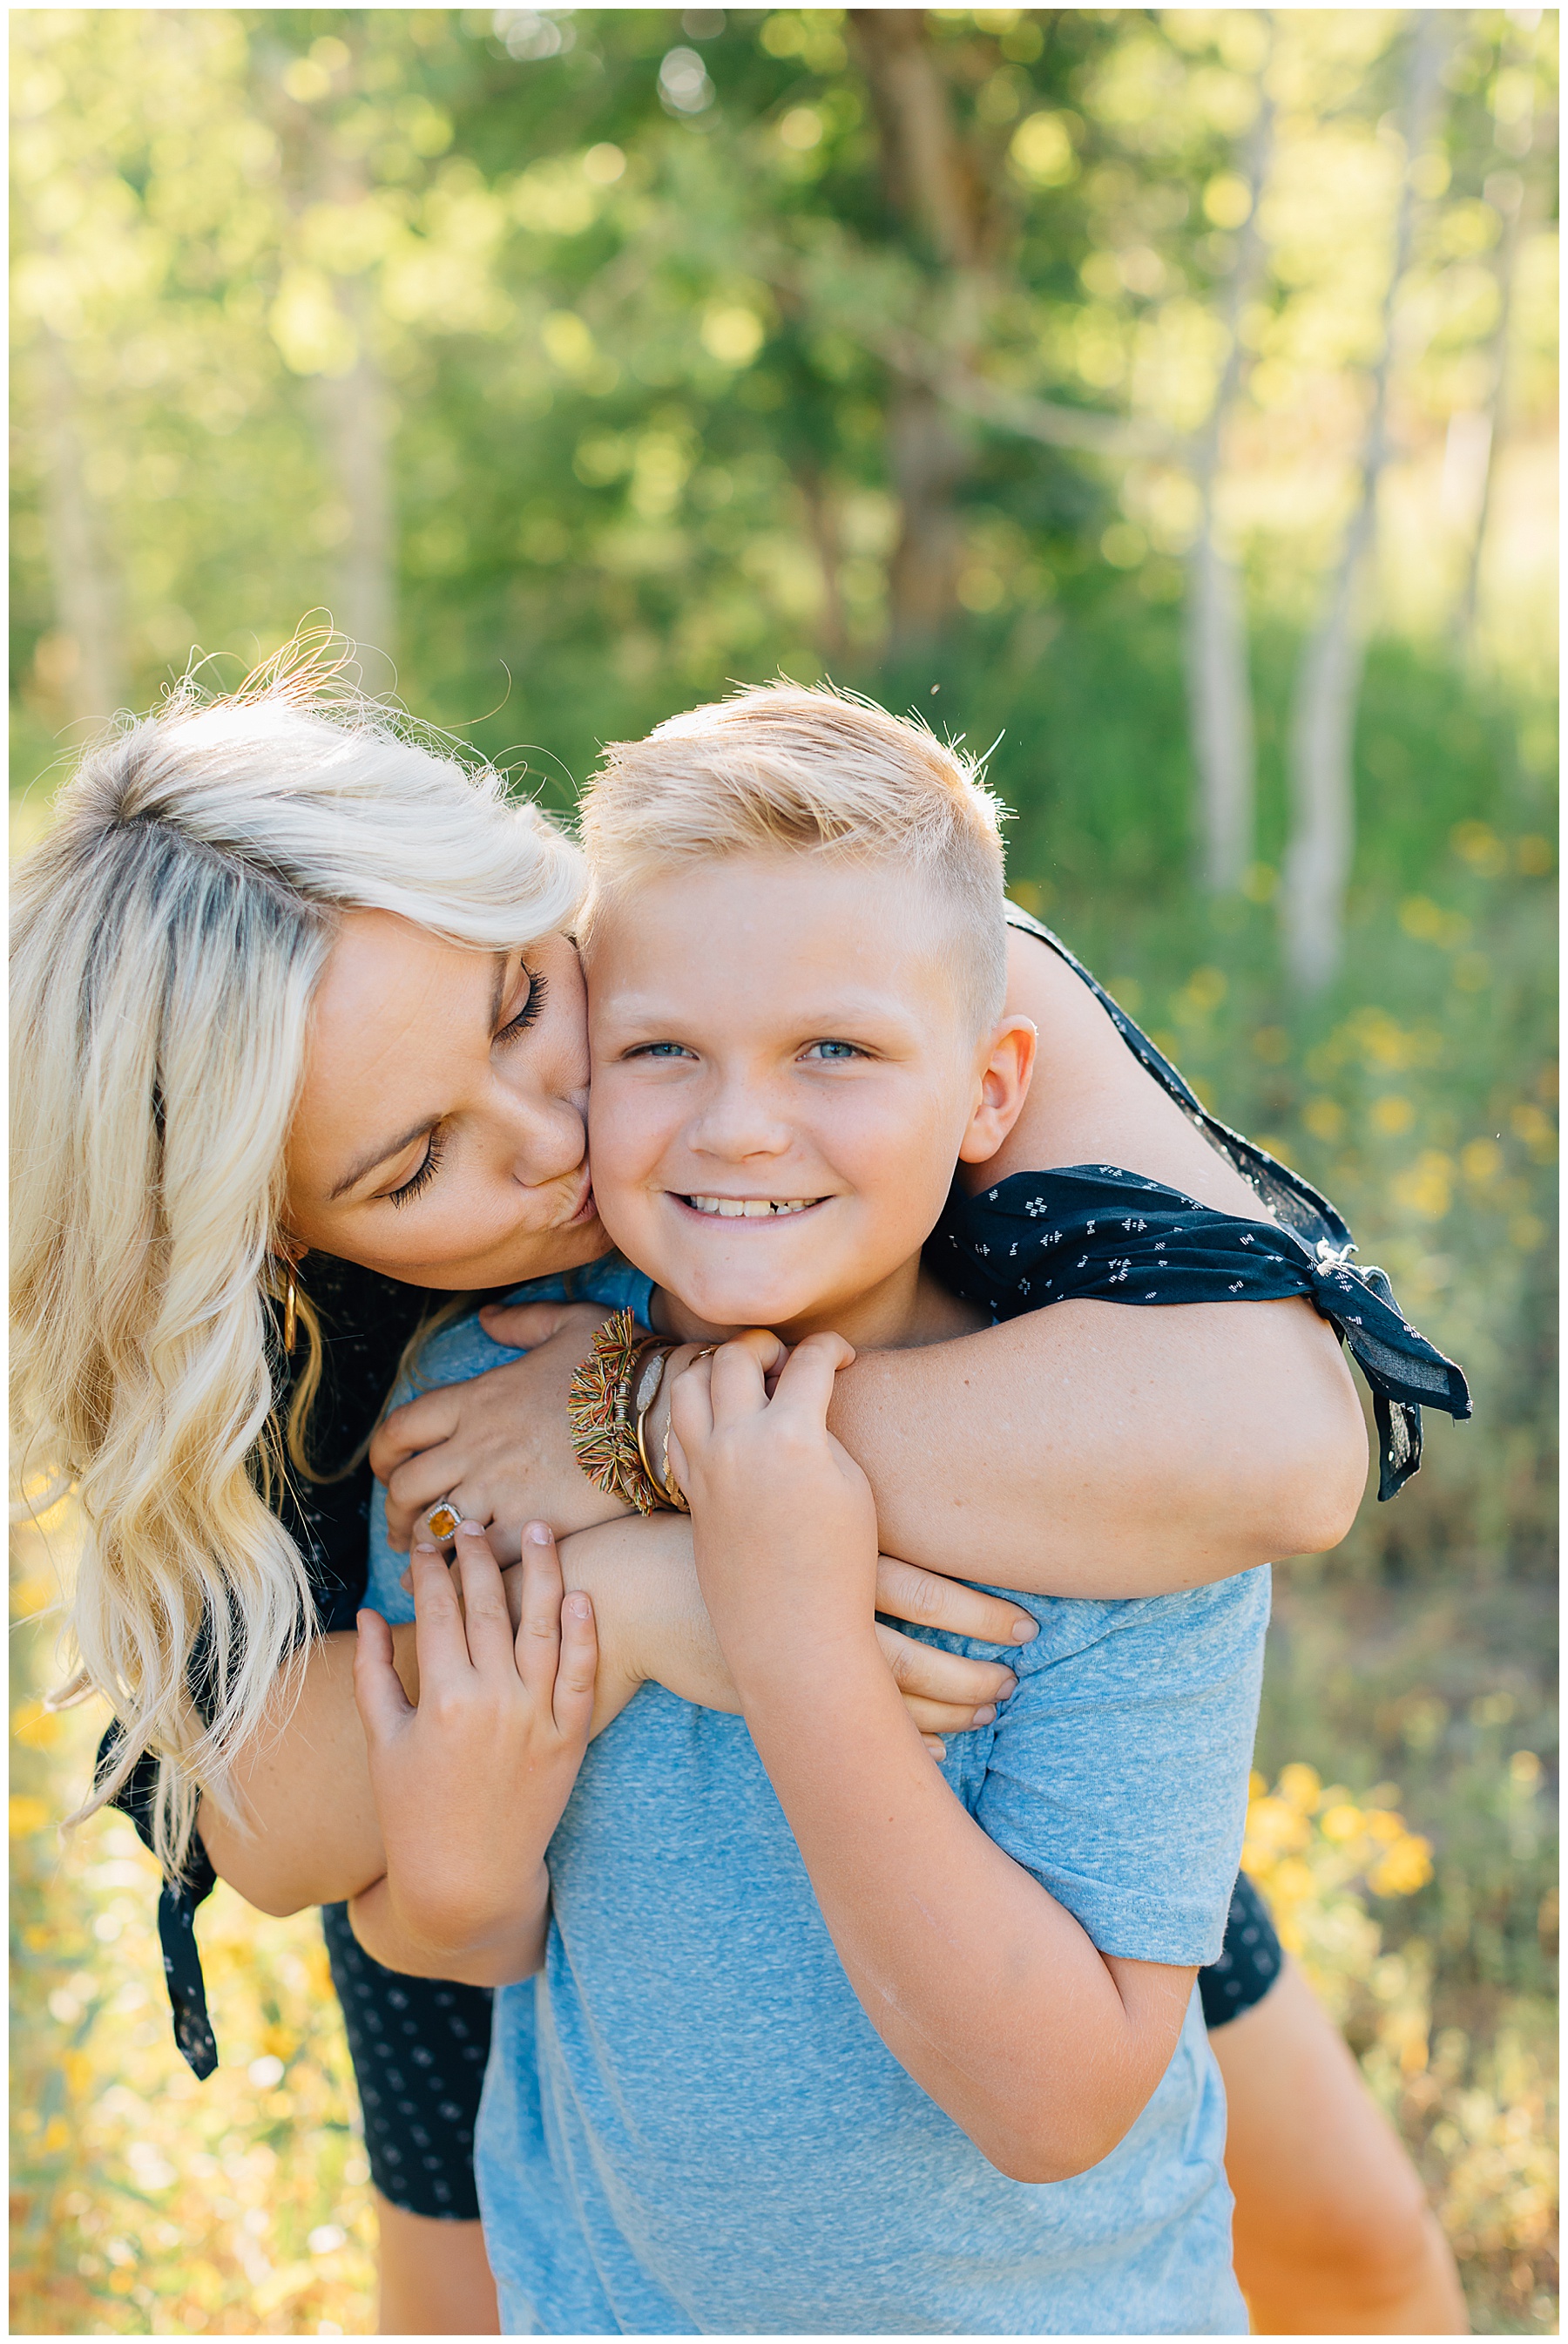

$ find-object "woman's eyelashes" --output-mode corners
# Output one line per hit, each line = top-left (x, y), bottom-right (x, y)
(387, 1125), (447, 1208)
(497, 965), (546, 1043)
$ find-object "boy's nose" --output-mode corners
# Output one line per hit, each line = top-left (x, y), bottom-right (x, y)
(686, 1081), (794, 1162)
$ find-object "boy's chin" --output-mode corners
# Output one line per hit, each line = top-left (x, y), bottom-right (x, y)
(668, 1267), (825, 1339)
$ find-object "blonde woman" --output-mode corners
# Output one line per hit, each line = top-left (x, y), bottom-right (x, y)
(11, 660), (1466, 2334)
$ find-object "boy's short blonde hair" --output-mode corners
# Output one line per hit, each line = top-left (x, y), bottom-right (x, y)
(579, 683), (1009, 1029)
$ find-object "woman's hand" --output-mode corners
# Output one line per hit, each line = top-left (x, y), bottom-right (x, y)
(371, 1301), (632, 1558)
(350, 1522), (596, 1979)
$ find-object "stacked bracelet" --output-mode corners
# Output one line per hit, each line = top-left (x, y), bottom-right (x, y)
(567, 1309), (690, 1516)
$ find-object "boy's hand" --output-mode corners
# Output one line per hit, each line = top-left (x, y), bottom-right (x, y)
(670, 1330), (881, 1683)
(352, 1521), (596, 1972)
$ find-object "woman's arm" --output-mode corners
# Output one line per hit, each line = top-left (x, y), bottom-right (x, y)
(388, 925), (1366, 1596)
(848, 922), (1367, 1592)
(199, 1521), (1028, 1916)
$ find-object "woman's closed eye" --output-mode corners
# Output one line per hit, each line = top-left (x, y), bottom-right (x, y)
(496, 965), (547, 1045)
(387, 1126), (448, 1207)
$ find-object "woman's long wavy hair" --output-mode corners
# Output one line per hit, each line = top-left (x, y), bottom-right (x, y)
(10, 648), (584, 1876)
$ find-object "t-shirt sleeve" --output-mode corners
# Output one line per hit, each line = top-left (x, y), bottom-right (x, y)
(972, 1568), (1270, 1968)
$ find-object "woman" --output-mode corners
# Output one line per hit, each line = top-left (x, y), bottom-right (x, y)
(11, 656), (1466, 2334)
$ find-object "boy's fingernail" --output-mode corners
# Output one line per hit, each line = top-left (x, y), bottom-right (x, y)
(565, 1591), (591, 1617)
(458, 1520), (486, 1536)
(1010, 1616), (1037, 1641)
(996, 1670), (1017, 1695)
(973, 1704), (997, 1725)
(412, 1543), (439, 1560)
(526, 1521), (552, 1545)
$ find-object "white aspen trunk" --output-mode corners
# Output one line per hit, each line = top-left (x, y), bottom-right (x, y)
(1186, 79), (1274, 894)
(1456, 16), (1541, 648)
(37, 327), (128, 728)
(1282, 13), (1443, 993)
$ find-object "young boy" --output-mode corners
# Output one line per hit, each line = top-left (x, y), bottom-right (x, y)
(353, 687), (1269, 2334)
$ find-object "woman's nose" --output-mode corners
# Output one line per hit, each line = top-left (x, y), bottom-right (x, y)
(492, 1071), (587, 1188)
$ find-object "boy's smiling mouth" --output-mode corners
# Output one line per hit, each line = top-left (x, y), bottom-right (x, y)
(680, 1194), (827, 1220)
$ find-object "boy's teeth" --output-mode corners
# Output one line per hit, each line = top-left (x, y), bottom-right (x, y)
(687, 1196), (815, 1218)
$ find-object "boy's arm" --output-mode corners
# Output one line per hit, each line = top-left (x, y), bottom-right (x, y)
(675, 1335), (1261, 2181)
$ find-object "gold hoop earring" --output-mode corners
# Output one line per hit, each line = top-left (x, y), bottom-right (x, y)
(282, 1265), (299, 1356)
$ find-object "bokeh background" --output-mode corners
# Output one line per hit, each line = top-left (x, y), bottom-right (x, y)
(10, 7), (1558, 2333)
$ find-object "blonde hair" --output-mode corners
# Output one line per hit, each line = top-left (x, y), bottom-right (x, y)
(578, 683), (1010, 1027)
(10, 650), (583, 1874)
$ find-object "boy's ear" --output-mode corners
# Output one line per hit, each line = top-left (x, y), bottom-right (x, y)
(957, 1016), (1037, 1165)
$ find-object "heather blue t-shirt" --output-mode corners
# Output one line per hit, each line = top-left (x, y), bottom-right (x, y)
(366, 1278), (1267, 2337)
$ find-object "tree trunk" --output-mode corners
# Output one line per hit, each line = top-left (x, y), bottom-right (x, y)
(37, 327), (128, 728)
(793, 461), (848, 661)
(1282, 13), (1443, 993)
(1455, 14), (1543, 649)
(885, 380), (970, 648)
(1186, 80), (1274, 895)
(848, 9), (991, 654)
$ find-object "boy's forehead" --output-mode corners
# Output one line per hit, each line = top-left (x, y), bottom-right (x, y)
(587, 855), (962, 1011)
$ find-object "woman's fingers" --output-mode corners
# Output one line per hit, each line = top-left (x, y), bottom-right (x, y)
(873, 1556), (1038, 1648)
(383, 1446), (474, 1549)
(368, 1387), (461, 1484)
(875, 1622), (1017, 1711)
(553, 1589), (598, 1742)
(353, 1607), (415, 1745)
(452, 1522), (517, 1673)
(515, 1521), (565, 1701)
(902, 1694), (998, 1734)
(476, 1297), (608, 1351)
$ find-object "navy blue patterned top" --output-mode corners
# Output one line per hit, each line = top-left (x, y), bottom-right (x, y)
(934, 908), (1470, 1501)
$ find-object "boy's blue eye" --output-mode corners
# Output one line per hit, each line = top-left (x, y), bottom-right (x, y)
(634, 1042), (693, 1060)
(803, 1040), (862, 1061)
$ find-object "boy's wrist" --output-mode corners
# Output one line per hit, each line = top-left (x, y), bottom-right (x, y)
(719, 1619), (889, 1716)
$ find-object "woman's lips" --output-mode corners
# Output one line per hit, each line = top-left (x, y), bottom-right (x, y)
(554, 1168), (597, 1226)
